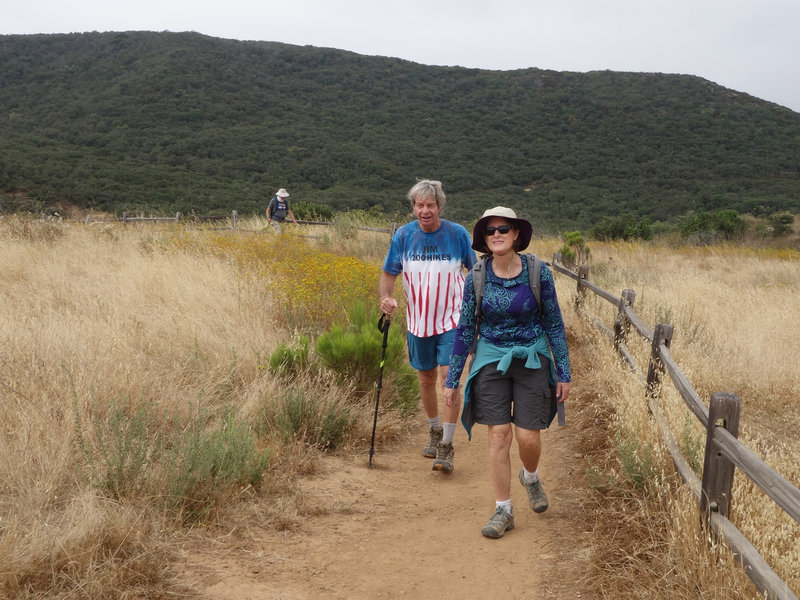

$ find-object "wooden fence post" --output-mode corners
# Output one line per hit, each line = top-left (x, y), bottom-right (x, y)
(122, 211), (128, 226)
(700, 392), (741, 521)
(575, 265), (589, 311)
(231, 210), (238, 230)
(614, 289), (636, 351)
(646, 323), (674, 398)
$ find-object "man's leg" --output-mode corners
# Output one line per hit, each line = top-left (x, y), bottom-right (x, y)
(433, 365), (458, 472)
(417, 367), (440, 419)
(418, 367), (442, 458)
(433, 331), (459, 439)
(439, 365), (459, 426)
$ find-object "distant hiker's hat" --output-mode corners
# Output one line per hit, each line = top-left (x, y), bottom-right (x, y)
(275, 188), (290, 198)
(472, 206), (532, 253)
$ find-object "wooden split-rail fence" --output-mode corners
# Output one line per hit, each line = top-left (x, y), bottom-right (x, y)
(551, 253), (800, 600)
(90, 212), (397, 236)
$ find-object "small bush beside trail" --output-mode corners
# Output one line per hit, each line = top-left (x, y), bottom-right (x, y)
(316, 303), (419, 414)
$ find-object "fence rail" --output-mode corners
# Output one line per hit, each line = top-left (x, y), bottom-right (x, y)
(552, 253), (800, 600)
(84, 212), (398, 236)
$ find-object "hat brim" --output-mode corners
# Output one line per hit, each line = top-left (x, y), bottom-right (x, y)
(471, 215), (532, 254)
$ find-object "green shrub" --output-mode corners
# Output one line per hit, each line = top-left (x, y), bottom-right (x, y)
(320, 406), (356, 449)
(264, 388), (357, 450)
(164, 406), (270, 523)
(268, 334), (311, 375)
(557, 230), (590, 269)
(680, 210), (747, 242)
(273, 389), (318, 440)
(316, 303), (397, 387)
(768, 211), (794, 237)
(292, 200), (334, 221)
(315, 303), (418, 412)
(73, 396), (162, 498)
(591, 213), (653, 241)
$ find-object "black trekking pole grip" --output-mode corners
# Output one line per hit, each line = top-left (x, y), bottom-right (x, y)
(369, 314), (391, 468)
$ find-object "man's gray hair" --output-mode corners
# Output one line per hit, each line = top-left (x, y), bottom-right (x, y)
(407, 179), (446, 212)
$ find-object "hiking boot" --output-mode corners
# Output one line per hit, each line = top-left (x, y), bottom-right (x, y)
(481, 507), (515, 539)
(422, 426), (443, 458)
(432, 441), (454, 473)
(519, 469), (548, 513)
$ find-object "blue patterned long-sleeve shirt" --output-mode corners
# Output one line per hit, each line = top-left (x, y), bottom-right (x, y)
(444, 256), (571, 388)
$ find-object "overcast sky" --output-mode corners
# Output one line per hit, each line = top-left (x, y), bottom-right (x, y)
(4, 0), (799, 113)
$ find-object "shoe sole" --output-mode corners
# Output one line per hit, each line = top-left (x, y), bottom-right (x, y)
(422, 450), (436, 458)
(431, 461), (453, 473)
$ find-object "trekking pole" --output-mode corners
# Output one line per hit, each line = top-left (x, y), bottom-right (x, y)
(369, 313), (391, 468)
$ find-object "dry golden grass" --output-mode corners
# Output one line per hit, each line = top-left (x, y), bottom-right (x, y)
(0, 215), (409, 598)
(2, 216), (797, 598)
(554, 238), (800, 599)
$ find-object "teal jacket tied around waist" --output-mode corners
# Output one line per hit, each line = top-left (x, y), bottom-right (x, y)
(460, 336), (557, 440)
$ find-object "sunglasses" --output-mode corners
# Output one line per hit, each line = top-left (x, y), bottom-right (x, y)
(484, 225), (513, 236)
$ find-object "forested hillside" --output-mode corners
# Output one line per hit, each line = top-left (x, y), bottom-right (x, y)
(1, 31), (799, 230)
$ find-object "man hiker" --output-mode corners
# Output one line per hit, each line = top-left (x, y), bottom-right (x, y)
(266, 188), (298, 232)
(379, 180), (477, 473)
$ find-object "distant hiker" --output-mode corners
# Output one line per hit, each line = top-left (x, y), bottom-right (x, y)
(443, 206), (571, 538)
(379, 180), (477, 473)
(266, 188), (298, 232)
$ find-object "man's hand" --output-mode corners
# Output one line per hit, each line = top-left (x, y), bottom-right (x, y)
(380, 296), (398, 317)
(379, 271), (400, 317)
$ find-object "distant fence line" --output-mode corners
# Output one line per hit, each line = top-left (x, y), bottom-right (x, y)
(85, 211), (397, 236)
(551, 253), (800, 600)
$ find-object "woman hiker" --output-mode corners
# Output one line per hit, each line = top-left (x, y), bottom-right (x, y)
(443, 206), (571, 538)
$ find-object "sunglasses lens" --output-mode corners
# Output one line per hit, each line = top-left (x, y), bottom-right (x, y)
(485, 225), (512, 235)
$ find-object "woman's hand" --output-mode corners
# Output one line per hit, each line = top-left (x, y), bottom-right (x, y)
(443, 386), (458, 408)
(556, 381), (571, 403)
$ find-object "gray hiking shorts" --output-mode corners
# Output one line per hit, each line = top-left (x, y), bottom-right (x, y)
(471, 356), (555, 431)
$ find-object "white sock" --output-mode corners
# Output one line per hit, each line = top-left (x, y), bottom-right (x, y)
(522, 468), (539, 484)
(442, 422), (456, 444)
(428, 416), (441, 429)
(496, 499), (513, 515)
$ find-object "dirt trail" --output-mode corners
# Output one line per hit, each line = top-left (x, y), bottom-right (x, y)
(177, 408), (598, 600)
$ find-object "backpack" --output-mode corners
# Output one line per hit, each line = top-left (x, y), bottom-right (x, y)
(269, 197), (289, 220)
(470, 253), (543, 353)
